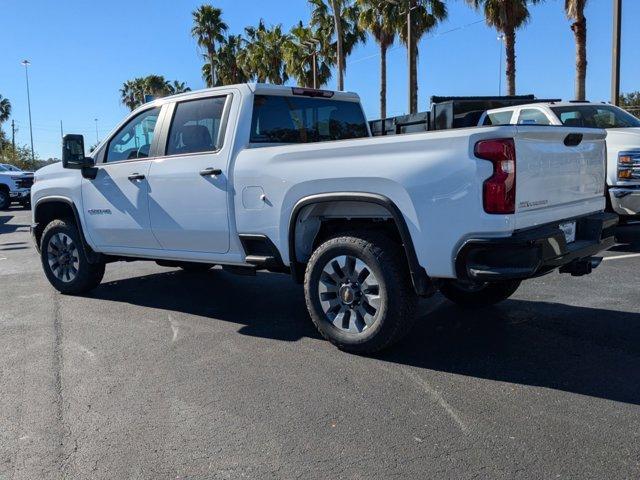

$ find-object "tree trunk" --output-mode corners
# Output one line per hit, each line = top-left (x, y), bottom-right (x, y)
(208, 44), (216, 87)
(571, 14), (587, 100)
(380, 44), (387, 119)
(504, 29), (516, 96)
(408, 8), (417, 114)
(331, 0), (344, 91)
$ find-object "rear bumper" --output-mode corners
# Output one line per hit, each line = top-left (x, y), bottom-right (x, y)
(609, 186), (640, 217)
(456, 212), (618, 282)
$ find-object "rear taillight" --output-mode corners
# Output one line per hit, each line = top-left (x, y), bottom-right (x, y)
(475, 138), (516, 214)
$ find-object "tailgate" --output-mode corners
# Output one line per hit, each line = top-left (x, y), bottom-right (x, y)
(514, 126), (606, 225)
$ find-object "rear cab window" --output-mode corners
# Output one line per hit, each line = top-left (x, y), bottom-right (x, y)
(482, 110), (514, 126)
(250, 94), (369, 144)
(517, 109), (551, 125)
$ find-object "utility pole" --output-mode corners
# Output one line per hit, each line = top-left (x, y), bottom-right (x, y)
(60, 120), (64, 141)
(21, 60), (35, 168)
(11, 120), (16, 153)
(94, 118), (99, 144)
(611, 0), (622, 105)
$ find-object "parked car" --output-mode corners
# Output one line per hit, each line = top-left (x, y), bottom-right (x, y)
(479, 102), (640, 223)
(0, 164), (33, 209)
(31, 84), (616, 353)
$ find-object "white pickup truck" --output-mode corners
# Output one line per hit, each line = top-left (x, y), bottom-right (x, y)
(0, 164), (33, 209)
(479, 101), (640, 222)
(31, 84), (616, 353)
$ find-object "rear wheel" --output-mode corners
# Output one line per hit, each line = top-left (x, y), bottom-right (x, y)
(439, 279), (521, 307)
(304, 232), (418, 354)
(40, 219), (105, 294)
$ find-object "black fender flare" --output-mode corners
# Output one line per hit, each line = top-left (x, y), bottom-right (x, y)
(33, 196), (101, 263)
(287, 192), (431, 296)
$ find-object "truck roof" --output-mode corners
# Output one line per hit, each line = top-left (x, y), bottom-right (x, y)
(485, 101), (614, 112)
(139, 83), (361, 112)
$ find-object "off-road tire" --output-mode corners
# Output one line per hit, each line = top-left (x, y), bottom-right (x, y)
(40, 218), (105, 295)
(0, 189), (10, 210)
(439, 279), (521, 307)
(304, 232), (418, 354)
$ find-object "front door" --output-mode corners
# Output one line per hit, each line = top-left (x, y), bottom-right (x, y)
(82, 107), (162, 250)
(147, 94), (231, 253)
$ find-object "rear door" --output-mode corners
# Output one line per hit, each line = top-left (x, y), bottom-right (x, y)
(513, 126), (607, 227)
(146, 93), (232, 253)
(81, 106), (163, 249)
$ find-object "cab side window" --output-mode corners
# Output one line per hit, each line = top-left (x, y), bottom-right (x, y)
(517, 109), (551, 125)
(105, 107), (161, 163)
(166, 96), (228, 156)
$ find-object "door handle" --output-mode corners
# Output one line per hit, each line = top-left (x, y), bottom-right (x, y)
(128, 173), (145, 181)
(199, 167), (222, 177)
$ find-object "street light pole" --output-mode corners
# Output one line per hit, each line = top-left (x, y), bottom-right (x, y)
(407, 0), (415, 114)
(21, 60), (35, 168)
(611, 0), (622, 105)
(498, 34), (505, 96)
(303, 39), (320, 89)
(94, 118), (99, 144)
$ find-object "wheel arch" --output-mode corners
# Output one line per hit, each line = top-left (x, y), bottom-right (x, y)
(287, 192), (432, 296)
(33, 196), (100, 263)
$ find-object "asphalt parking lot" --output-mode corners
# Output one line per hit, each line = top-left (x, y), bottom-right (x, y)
(1, 206), (639, 479)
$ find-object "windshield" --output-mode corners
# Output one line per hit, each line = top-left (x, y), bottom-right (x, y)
(0, 165), (7, 172)
(551, 105), (640, 129)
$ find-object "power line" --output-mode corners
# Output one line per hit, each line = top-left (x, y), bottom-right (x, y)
(350, 19), (486, 65)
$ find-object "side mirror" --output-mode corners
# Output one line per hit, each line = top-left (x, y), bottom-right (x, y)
(62, 134), (94, 169)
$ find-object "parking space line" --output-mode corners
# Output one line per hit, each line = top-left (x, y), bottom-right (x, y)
(603, 253), (640, 262)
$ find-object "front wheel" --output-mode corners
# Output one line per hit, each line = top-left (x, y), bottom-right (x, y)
(304, 232), (418, 354)
(439, 279), (521, 307)
(0, 189), (10, 210)
(40, 219), (105, 295)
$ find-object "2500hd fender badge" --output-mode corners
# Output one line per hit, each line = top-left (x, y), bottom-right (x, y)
(519, 200), (549, 209)
(87, 209), (112, 215)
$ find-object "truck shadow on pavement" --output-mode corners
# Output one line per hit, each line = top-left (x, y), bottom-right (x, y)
(92, 268), (640, 406)
(0, 212), (30, 235)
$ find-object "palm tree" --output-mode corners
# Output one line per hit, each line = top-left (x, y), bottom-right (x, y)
(211, 34), (250, 86)
(239, 21), (290, 84)
(358, 0), (398, 119)
(284, 22), (333, 88)
(467, 0), (542, 96)
(167, 80), (191, 95)
(0, 95), (11, 124)
(120, 78), (145, 111)
(191, 5), (228, 87)
(120, 76), (189, 110)
(310, 0), (365, 91)
(566, 0), (588, 100)
(397, 0), (446, 114)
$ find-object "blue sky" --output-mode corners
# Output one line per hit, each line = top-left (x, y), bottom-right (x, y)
(1, 0), (638, 159)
